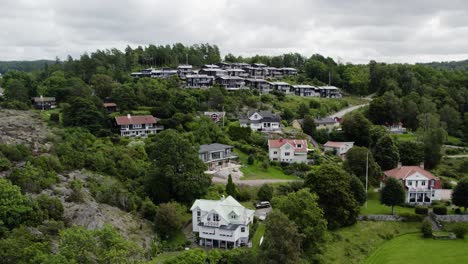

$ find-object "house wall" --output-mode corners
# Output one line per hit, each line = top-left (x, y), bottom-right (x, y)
(120, 124), (163, 137)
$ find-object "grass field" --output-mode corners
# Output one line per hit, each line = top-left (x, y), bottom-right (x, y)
(360, 191), (415, 215)
(391, 133), (417, 142)
(365, 233), (468, 264)
(319, 221), (421, 264)
(252, 223), (266, 251)
(151, 251), (185, 263)
(234, 149), (300, 180)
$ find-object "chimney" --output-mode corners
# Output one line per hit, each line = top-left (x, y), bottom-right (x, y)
(127, 114), (131, 119)
(279, 138), (284, 142)
(419, 162), (424, 169)
(221, 195), (225, 201)
(397, 162), (402, 169)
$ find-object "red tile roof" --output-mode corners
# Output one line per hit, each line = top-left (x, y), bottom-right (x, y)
(268, 139), (308, 152)
(115, 115), (158, 125)
(384, 166), (439, 181)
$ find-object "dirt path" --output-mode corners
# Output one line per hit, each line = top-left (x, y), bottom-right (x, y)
(212, 176), (302, 186)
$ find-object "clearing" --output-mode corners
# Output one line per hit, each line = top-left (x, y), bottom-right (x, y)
(365, 233), (468, 264)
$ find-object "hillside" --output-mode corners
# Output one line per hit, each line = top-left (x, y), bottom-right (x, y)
(0, 60), (55, 73)
(420, 59), (468, 71)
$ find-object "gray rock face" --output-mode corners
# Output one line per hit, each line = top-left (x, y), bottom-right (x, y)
(0, 109), (53, 152)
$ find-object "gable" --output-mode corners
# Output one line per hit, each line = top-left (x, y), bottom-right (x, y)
(249, 112), (263, 121)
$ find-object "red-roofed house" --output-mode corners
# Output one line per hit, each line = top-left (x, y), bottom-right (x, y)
(323, 141), (354, 160)
(268, 138), (308, 163)
(115, 114), (164, 137)
(383, 165), (444, 204)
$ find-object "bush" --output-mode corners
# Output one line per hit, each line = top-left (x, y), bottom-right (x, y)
(400, 213), (424, 222)
(35, 194), (64, 221)
(421, 220), (432, 238)
(452, 223), (467, 239)
(247, 154), (255, 165)
(140, 197), (157, 220)
(415, 206), (428, 215)
(433, 206), (447, 215)
(0, 144), (30, 161)
(454, 208), (462, 214)
(0, 154), (11, 171)
(50, 113), (60, 123)
(257, 184), (273, 201)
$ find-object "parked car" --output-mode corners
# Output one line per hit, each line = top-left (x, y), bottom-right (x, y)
(255, 201), (271, 209)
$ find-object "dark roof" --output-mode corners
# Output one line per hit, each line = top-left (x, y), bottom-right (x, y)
(199, 143), (233, 153)
(255, 111), (281, 122)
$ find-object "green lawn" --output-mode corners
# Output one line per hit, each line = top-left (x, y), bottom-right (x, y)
(151, 251), (185, 264)
(365, 233), (468, 264)
(319, 221), (421, 264)
(164, 230), (187, 248)
(252, 223), (266, 251)
(446, 136), (462, 145)
(360, 191), (415, 215)
(234, 149), (300, 180)
(391, 133), (417, 142)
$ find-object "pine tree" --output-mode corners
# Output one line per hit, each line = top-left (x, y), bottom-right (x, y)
(225, 174), (238, 198)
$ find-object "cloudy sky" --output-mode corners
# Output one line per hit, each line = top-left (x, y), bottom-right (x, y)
(1, 0), (468, 63)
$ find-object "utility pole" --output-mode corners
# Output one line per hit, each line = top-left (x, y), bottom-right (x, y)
(186, 53), (188, 65)
(365, 150), (369, 209)
(40, 95), (44, 111)
(328, 71), (331, 86)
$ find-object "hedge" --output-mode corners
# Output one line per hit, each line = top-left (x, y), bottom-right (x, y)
(433, 206), (447, 215)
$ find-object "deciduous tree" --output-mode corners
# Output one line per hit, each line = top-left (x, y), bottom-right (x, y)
(380, 177), (405, 215)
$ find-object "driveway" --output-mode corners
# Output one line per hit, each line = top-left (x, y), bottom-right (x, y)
(211, 176), (302, 186)
(255, 207), (272, 220)
(327, 103), (369, 119)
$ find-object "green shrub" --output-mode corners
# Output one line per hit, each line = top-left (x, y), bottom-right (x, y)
(433, 206), (447, 215)
(247, 154), (255, 165)
(0, 144), (30, 161)
(140, 197), (157, 220)
(452, 223), (467, 239)
(415, 206), (428, 215)
(421, 220), (432, 238)
(35, 194), (64, 221)
(454, 208), (462, 214)
(400, 213), (424, 222)
(50, 113), (60, 123)
(0, 154), (11, 171)
(7, 163), (59, 193)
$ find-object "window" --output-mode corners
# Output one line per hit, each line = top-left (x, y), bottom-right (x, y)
(133, 124), (142, 129)
(213, 214), (220, 222)
(285, 152), (290, 156)
(273, 151), (278, 154)
(297, 144), (302, 148)
(231, 214), (236, 219)
(241, 227), (245, 232)
(422, 181), (426, 186)
(211, 152), (221, 160)
(197, 210), (201, 217)
(273, 158), (278, 161)
(408, 181), (412, 186)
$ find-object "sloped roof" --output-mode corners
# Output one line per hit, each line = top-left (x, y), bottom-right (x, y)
(323, 141), (354, 148)
(32, 97), (55, 102)
(103, 103), (117, 107)
(315, 117), (337, 125)
(115, 115), (157, 125)
(384, 166), (439, 181)
(268, 139), (308, 152)
(190, 196), (255, 225)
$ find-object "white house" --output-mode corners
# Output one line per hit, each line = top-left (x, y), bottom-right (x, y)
(115, 114), (164, 137)
(292, 85), (319, 97)
(239, 111), (281, 132)
(323, 141), (354, 159)
(383, 165), (445, 205)
(269, 81), (292, 94)
(268, 138), (308, 163)
(190, 196), (255, 249)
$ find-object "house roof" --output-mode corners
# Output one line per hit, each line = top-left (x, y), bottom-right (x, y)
(315, 117), (337, 125)
(199, 143), (233, 153)
(115, 115), (157, 125)
(32, 97), (55, 102)
(319, 86), (339, 90)
(268, 139), (308, 152)
(186, 74), (213, 79)
(216, 75), (244, 80)
(280, 67), (298, 71)
(190, 196), (255, 225)
(178, 65), (192, 69)
(269, 81), (290, 86)
(384, 166), (439, 181)
(292, 84), (317, 89)
(103, 103), (117, 107)
(246, 111), (281, 122)
(323, 141), (354, 148)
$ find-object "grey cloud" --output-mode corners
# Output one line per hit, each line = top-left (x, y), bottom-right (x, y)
(1, 0), (468, 63)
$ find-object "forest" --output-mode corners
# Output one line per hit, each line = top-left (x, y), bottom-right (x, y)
(0, 43), (468, 263)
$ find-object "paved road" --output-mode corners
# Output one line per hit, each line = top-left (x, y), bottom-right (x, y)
(444, 155), (468, 159)
(327, 103), (369, 119)
(212, 176), (302, 186)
